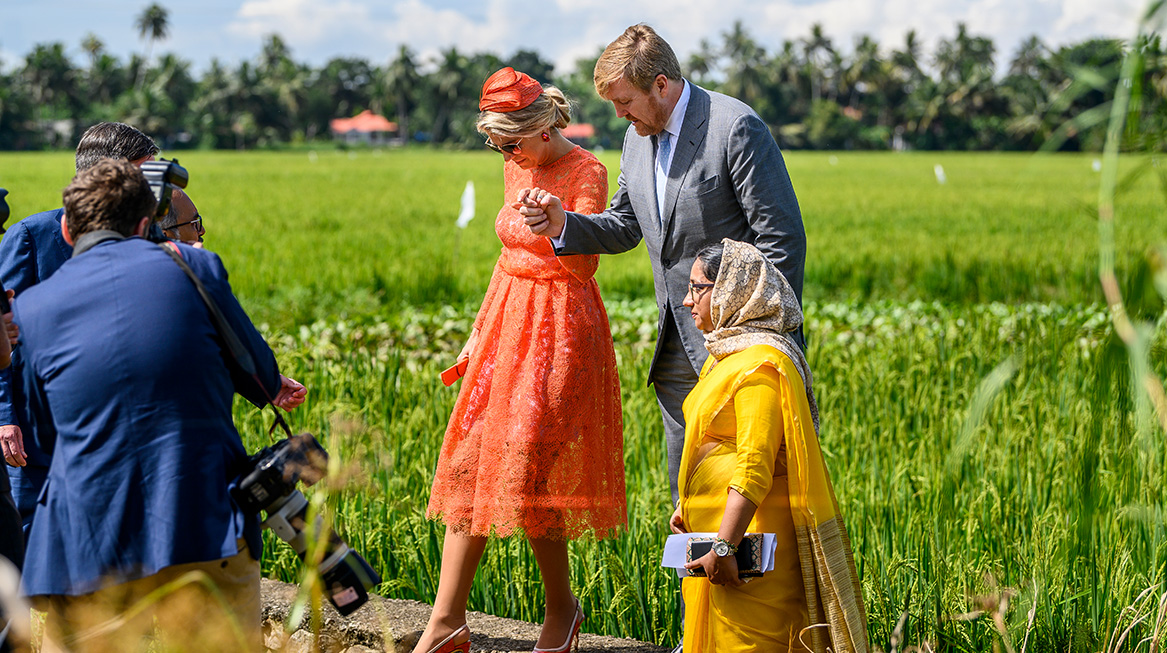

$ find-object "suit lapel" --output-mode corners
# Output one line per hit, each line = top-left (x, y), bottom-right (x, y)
(661, 85), (710, 237)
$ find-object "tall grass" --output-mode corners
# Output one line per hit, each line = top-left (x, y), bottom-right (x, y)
(240, 298), (1164, 649)
(0, 144), (1164, 649)
(1, 150), (1162, 326)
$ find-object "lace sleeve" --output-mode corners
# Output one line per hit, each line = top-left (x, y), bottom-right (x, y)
(556, 156), (608, 283)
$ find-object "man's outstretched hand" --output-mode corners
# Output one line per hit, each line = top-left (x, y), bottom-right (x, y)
(273, 375), (307, 412)
(514, 187), (566, 239)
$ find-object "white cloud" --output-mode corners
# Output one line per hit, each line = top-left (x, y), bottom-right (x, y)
(0, 0), (1151, 77)
(227, 0), (375, 44)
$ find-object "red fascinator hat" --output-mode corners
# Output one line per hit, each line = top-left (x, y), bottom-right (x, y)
(480, 67), (544, 112)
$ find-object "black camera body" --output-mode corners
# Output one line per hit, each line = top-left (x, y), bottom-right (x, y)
(139, 159), (189, 243)
(231, 433), (381, 616)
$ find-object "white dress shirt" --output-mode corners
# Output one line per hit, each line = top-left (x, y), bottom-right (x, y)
(655, 79), (691, 223)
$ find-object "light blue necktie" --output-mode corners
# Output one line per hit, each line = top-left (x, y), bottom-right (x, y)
(656, 131), (672, 222)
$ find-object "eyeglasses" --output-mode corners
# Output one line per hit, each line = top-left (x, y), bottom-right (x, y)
(687, 281), (714, 298)
(484, 137), (523, 155)
(170, 215), (203, 233)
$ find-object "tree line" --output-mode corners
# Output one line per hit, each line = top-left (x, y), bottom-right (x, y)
(0, 6), (1162, 152)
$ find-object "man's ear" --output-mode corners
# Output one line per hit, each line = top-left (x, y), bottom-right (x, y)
(132, 217), (151, 238)
(60, 214), (74, 246)
(655, 74), (669, 97)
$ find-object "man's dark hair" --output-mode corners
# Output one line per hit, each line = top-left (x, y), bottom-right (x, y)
(696, 242), (724, 281)
(75, 122), (159, 173)
(159, 191), (179, 230)
(63, 159), (157, 239)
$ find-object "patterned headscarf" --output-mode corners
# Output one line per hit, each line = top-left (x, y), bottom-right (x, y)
(479, 67), (544, 112)
(703, 239), (820, 432)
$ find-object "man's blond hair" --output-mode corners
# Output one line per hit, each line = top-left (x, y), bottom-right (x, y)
(594, 24), (683, 96)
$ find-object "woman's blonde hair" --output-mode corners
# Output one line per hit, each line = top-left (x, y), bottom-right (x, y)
(476, 85), (572, 138)
(594, 24), (683, 96)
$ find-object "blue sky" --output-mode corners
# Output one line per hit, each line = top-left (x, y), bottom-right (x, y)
(0, 0), (1153, 77)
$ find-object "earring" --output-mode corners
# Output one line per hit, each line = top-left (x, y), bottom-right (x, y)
(541, 132), (550, 142)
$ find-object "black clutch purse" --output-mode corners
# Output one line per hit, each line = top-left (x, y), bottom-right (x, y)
(685, 533), (765, 578)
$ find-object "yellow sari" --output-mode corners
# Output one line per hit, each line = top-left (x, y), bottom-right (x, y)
(677, 348), (867, 653)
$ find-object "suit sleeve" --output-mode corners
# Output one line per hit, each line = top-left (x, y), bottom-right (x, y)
(555, 150), (643, 256)
(0, 224), (35, 427)
(196, 252), (281, 408)
(726, 113), (806, 304)
(10, 301), (56, 457)
(23, 360), (55, 457)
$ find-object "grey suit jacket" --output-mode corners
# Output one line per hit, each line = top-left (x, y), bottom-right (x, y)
(557, 82), (805, 381)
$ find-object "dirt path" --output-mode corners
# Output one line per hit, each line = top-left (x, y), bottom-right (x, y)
(261, 579), (670, 653)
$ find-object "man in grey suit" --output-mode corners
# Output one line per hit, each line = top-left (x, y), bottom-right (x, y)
(520, 24), (806, 505)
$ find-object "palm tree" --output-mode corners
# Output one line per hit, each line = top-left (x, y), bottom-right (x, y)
(135, 3), (169, 88)
(686, 39), (719, 87)
(21, 43), (80, 117)
(255, 35), (307, 142)
(191, 59), (236, 148)
(721, 21), (768, 110)
(82, 34), (105, 67)
(431, 47), (467, 144)
(81, 33), (124, 107)
(801, 23), (835, 101)
(385, 45), (420, 144)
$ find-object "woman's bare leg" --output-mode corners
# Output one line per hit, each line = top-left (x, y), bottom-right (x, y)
(412, 529), (486, 653)
(528, 538), (578, 649)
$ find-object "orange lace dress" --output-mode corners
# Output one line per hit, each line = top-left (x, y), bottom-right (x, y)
(427, 146), (626, 540)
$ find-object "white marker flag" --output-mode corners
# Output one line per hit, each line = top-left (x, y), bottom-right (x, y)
(456, 180), (475, 229)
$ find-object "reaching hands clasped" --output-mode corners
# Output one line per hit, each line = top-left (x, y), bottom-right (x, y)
(513, 187), (567, 238)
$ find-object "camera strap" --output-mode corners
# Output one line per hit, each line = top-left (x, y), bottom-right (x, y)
(157, 242), (293, 439)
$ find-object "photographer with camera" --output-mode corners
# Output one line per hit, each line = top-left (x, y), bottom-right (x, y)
(0, 122), (159, 540)
(13, 159), (297, 651)
(0, 188), (20, 582)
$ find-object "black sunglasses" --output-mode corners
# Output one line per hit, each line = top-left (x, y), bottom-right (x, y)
(170, 215), (203, 232)
(484, 137), (522, 155)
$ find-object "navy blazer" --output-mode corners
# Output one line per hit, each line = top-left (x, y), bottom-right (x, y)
(15, 237), (279, 597)
(0, 209), (71, 467)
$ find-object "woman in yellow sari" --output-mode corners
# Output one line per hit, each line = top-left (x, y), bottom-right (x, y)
(671, 239), (868, 653)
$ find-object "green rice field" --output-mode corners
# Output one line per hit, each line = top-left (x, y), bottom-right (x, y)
(1, 149), (1164, 651)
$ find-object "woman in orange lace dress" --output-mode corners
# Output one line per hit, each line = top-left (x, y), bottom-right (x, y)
(414, 68), (625, 653)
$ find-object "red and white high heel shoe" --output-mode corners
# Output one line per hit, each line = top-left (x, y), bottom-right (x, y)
(533, 599), (583, 653)
(426, 624), (471, 653)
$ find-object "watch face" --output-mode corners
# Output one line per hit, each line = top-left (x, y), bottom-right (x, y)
(713, 541), (731, 557)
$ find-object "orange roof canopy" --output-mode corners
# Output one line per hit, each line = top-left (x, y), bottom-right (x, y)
(330, 110), (398, 133)
(561, 124), (595, 139)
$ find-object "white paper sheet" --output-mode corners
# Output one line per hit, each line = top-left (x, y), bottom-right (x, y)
(660, 532), (779, 578)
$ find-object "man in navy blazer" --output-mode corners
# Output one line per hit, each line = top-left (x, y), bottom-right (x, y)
(0, 122), (158, 541)
(14, 159), (298, 649)
(521, 24), (806, 505)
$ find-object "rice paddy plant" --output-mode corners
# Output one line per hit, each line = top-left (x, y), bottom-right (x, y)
(2, 149), (1162, 327)
(1, 144), (1164, 649)
(231, 296), (1165, 650)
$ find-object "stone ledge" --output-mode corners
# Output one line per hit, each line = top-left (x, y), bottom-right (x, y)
(261, 578), (669, 653)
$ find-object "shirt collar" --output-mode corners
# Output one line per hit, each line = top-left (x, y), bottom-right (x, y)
(662, 79), (691, 140)
(71, 230), (127, 257)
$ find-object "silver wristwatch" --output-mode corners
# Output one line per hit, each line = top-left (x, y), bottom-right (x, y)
(712, 538), (737, 557)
